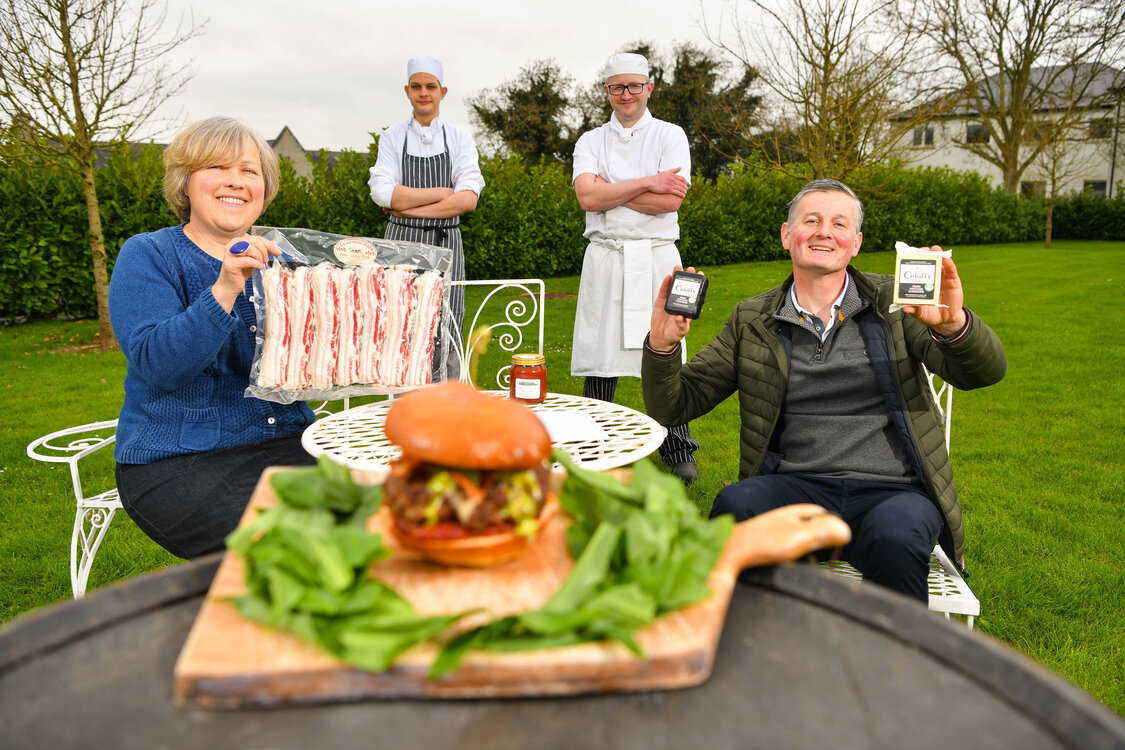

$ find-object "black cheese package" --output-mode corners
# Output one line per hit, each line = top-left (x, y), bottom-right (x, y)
(664, 270), (709, 319)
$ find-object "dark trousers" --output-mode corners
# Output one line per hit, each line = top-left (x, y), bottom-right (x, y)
(116, 433), (317, 559)
(583, 376), (698, 466)
(711, 474), (943, 602)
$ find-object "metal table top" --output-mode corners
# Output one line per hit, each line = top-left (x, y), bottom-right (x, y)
(302, 391), (667, 472)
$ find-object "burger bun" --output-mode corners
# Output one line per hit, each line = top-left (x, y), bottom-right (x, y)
(384, 381), (552, 470)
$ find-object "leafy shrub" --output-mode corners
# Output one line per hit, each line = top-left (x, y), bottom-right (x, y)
(0, 158), (85, 318)
(679, 162), (799, 265)
(1, 137), (1117, 320)
(854, 166), (1044, 252)
(464, 155), (587, 279)
(1052, 191), (1125, 241)
(0, 141), (171, 319)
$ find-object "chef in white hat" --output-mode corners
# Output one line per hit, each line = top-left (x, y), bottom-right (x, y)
(368, 54), (485, 377)
(570, 51), (700, 484)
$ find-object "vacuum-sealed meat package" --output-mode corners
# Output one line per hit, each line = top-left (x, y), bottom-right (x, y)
(245, 227), (454, 404)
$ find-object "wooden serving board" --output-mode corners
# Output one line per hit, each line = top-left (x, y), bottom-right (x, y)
(173, 468), (849, 708)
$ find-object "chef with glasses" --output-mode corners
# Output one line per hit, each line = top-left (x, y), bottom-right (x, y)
(570, 52), (700, 485)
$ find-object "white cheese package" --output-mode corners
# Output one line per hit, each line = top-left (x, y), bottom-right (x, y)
(245, 227), (454, 404)
(889, 241), (952, 313)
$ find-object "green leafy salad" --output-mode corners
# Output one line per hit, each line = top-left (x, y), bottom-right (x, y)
(226, 450), (733, 677)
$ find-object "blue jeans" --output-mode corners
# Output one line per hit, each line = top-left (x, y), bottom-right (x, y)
(116, 433), (317, 559)
(711, 475), (944, 602)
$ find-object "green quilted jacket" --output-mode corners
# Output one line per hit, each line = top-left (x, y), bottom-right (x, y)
(641, 268), (1007, 565)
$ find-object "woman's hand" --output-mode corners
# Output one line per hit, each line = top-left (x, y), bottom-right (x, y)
(212, 236), (281, 312)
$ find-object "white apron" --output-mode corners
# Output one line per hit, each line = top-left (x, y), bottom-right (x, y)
(570, 237), (686, 377)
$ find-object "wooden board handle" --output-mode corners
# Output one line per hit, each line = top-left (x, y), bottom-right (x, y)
(719, 504), (852, 573)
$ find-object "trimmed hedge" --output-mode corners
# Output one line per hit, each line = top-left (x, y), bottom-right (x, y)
(1052, 190), (1125, 240)
(460, 154), (587, 279)
(856, 166), (1045, 250)
(2, 139), (1121, 319)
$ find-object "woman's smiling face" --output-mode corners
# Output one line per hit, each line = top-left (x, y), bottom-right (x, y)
(183, 139), (265, 238)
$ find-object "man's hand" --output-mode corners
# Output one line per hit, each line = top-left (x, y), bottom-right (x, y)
(649, 265), (698, 351)
(648, 167), (689, 198)
(901, 248), (967, 336)
(575, 168), (689, 214)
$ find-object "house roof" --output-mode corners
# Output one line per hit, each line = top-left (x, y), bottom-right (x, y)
(268, 126), (346, 170)
(89, 126), (347, 170)
(893, 63), (1124, 121)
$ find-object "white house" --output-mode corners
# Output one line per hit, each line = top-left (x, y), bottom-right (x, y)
(895, 65), (1123, 198)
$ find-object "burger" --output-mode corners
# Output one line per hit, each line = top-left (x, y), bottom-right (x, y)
(382, 381), (556, 567)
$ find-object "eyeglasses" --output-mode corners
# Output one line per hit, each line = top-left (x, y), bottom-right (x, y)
(605, 82), (648, 96)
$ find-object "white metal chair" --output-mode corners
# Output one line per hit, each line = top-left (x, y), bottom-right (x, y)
(818, 369), (981, 628)
(26, 278), (547, 598)
(26, 421), (122, 598)
(448, 278), (545, 388)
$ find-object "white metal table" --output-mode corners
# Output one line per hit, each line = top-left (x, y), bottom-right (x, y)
(302, 391), (667, 472)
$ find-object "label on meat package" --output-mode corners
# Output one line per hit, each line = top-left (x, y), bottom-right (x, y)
(333, 238), (378, 266)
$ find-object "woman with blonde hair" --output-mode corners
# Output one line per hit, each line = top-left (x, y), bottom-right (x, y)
(108, 116), (316, 558)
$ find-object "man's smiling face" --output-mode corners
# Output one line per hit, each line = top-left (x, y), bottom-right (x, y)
(781, 190), (863, 276)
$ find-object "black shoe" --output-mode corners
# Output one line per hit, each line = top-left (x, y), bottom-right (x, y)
(670, 461), (699, 486)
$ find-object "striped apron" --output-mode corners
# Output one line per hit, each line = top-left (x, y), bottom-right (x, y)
(384, 126), (466, 377)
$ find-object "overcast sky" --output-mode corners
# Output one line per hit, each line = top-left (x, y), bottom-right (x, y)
(150, 0), (744, 152)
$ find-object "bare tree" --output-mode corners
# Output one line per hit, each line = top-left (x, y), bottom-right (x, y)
(703, 0), (949, 181)
(908, 0), (1125, 194)
(1027, 102), (1110, 247)
(0, 0), (203, 348)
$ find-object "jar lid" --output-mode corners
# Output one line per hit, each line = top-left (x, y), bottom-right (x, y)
(511, 353), (545, 366)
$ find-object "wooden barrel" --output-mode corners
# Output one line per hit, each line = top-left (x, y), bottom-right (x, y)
(1, 555), (1122, 749)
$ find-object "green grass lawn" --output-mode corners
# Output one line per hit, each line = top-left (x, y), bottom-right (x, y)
(2, 240), (1122, 714)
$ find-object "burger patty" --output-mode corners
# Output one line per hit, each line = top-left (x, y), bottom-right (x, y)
(384, 463), (551, 533)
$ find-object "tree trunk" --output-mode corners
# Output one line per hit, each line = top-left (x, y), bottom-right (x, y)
(79, 158), (117, 350)
(1002, 158), (1020, 194)
(1045, 200), (1054, 249)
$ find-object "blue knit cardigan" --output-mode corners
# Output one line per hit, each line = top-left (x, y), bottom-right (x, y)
(108, 225), (314, 464)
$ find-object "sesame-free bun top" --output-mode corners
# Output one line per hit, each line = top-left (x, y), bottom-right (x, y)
(384, 381), (552, 470)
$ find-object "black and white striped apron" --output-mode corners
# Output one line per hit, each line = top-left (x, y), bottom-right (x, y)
(384, 127), (466, 378)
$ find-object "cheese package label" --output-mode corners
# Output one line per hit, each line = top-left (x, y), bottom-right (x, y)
(893, 250), (942, 306)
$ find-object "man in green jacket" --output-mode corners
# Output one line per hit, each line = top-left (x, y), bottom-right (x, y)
(641, 178), (1006, 601)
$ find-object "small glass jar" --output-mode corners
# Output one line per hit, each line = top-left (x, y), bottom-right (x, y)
(509, 353), (547, 404)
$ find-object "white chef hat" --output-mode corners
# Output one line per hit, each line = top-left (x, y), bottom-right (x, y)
(604, 53), (649, 81)
(407, 55), (444, 85)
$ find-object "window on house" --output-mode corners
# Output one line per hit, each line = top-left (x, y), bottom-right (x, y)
(1020, 181), (1046, 199)
(912, 126), (934, 147)
(966, 123), (990, 144)
(1027, 119), (1055, 142)
(1084, 181), (1108, 196)
(1088, 119), (1113, 139)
